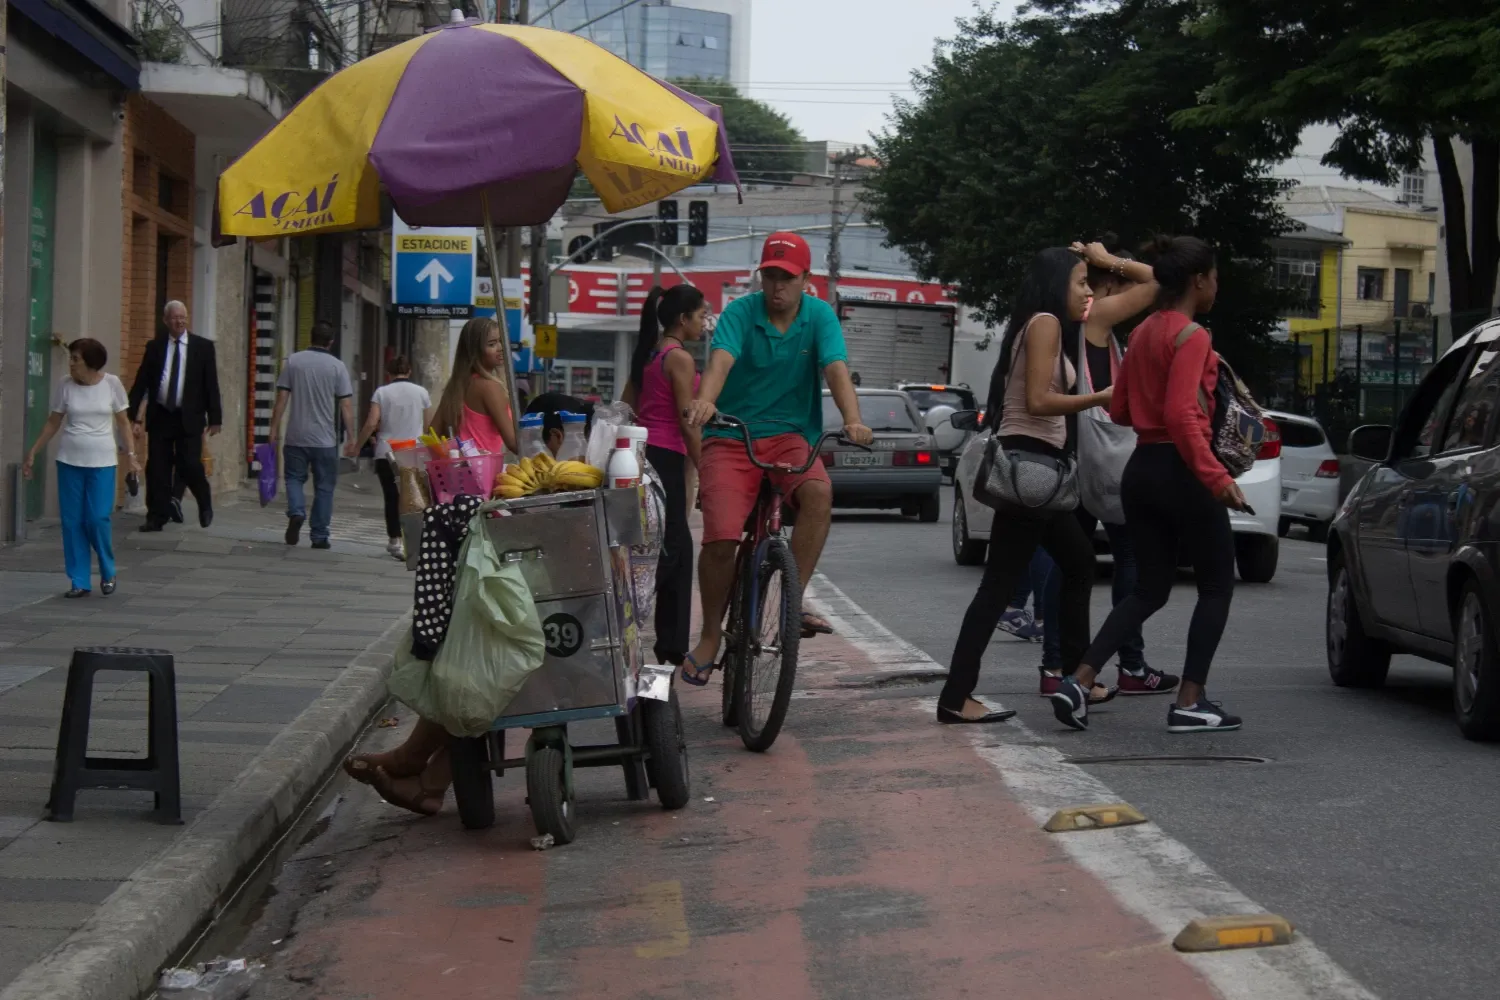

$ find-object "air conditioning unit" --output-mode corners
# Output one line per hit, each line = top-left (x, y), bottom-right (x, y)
(1294, 260), (1318, 277)
(1411, 303), (1430, 319)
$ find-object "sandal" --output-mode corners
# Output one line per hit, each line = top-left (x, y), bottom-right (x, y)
(937, 700), (1017, 725)
(1089, 684), (1119, 706)
(680, 651), (717, 687)
(367, 765), (446, 817)
(343, 752), (424, 785)
(800, 610), (834, 637)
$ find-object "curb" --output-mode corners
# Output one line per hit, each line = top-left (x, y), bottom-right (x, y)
(0, 612), (412, 1000)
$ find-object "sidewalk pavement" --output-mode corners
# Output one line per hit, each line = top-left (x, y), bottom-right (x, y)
(0, 466), (413, 1000)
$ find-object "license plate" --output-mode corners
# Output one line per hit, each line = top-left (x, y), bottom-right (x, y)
(839, 452), (884, 467)
(1281, 488), (1292, 502)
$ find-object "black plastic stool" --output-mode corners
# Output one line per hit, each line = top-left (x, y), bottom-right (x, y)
(47, 646), (182, 824)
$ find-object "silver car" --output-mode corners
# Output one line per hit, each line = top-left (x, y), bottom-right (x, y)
(820, 389), (943, 521)
(1266, 409), (1340, 542)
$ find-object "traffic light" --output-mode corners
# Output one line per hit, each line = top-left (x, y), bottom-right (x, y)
(688, 200), (709, 246)
(657, 200), (679, 245)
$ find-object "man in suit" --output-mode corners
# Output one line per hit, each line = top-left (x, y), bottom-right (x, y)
(130, 300), (222, 531)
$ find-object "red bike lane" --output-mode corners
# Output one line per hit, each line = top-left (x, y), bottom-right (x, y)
(256, 621), (1224, 1000)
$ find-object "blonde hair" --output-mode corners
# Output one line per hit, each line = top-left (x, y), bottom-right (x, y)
(432, 317), (505, 437)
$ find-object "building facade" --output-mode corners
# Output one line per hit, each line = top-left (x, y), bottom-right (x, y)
(532, 0), (747, 87)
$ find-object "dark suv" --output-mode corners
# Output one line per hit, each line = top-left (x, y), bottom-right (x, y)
(1328, 317), (1500, 739)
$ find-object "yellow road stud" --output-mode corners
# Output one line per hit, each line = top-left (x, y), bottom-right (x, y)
(1173, 914), (1295, 952)
(1042, 803), (1147, 832)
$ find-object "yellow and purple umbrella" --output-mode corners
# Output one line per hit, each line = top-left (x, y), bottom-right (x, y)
(217, 19), (740, 238)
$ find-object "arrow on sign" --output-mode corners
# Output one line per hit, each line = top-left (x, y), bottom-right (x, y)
(414, 258), (455, 299)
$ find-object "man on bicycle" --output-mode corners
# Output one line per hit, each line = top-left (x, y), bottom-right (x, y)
(680, 232), (872, 684)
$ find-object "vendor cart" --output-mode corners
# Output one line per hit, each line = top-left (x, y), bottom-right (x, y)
(408, 485), (687, 844)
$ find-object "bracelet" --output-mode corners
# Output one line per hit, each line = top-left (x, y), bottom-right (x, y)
(1110, 258), (1128, 277)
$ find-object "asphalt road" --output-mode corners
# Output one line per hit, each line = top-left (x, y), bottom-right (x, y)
(816, 492), (1497, 1000)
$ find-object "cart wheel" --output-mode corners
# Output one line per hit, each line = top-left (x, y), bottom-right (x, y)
(526, 746), (576, 844)
(450, 735), (495, 830)
(642, 689), (691, 810)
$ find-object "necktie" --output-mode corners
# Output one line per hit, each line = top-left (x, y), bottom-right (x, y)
(165, 340), (181, 412)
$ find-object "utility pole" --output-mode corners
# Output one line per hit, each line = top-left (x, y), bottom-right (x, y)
(826, 148), (859, 306)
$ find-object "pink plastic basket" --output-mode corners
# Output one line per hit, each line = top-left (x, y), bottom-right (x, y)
(425, 455), (506, 505)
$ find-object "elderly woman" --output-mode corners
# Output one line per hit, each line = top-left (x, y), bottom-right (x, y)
(23, 338), (139, 597)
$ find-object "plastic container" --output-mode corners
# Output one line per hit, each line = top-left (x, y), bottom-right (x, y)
(607, 426), (649, 489)
(518, 413), (547, 458)
(426, 454), (507, 504)
(557, 411), (589, 463)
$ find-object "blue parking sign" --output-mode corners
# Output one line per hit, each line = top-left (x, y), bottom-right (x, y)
(392, 217), (475, 318)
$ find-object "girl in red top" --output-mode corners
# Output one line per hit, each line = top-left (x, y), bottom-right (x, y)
(1050, 235), (1249, 734)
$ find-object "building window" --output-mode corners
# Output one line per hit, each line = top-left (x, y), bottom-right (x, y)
(1401, 170), (1427, 207)
(1274, 248), (1321, 318)
(1357, 267), (1386, 301)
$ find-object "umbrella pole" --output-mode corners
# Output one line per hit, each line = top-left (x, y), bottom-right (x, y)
(481, 191), (525, 445)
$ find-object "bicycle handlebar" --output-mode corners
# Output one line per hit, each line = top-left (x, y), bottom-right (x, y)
(704, 413), (871, 475)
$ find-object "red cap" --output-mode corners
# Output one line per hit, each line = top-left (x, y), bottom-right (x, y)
(759, 231), (811, 277)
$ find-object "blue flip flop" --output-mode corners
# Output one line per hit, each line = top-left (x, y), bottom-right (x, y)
(680, 652), (716, 687)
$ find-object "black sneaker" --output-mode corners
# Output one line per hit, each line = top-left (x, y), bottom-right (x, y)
(311, 539), (331, 550)
(286, 515), (305, 545)
(1118, 665), (1180, 696)
(1167, 700), (1242, 733)
(170, 497), (184, 524)
(1048, 675), (1089, 731)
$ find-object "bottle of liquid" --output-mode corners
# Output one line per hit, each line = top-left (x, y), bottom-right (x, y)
(557, 411), (589, 463)
(607, 432), (642, 489)
(518, 413), (546, 458)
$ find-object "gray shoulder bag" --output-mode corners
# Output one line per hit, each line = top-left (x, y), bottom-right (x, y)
(972, 323), (1079, 513)
(1073, 329), (1136, 524)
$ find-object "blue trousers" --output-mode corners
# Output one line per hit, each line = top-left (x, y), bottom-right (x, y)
(284, 445), (339, 543)
(1008, 547), (1056, 611)
(1041, 513), (1145, 671)
(57, 462), (116, 591)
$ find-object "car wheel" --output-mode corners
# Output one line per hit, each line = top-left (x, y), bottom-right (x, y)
(1308, 520), (1330, 544)
(900, 498), (919, 518)
(1235, 534), (1278, 583)
(918, 492), (940, 523)
(1453, 580), (1500, 741)
(1277, 516), (1290, 538)
(952, 486), (987, 566)
(1326, 553), (1390, 688)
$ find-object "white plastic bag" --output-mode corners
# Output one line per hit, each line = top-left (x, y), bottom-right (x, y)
(587, 401), (635, 472)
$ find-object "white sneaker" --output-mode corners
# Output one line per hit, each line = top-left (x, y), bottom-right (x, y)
(387, 539), (404, 560)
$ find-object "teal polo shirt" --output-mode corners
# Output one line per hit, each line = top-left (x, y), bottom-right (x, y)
(706, 291), (849, 444)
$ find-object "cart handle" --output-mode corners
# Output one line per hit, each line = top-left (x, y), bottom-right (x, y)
(500, 546), (546, 563)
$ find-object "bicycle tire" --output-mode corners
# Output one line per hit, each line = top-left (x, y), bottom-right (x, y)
(735, 539), (801, 752)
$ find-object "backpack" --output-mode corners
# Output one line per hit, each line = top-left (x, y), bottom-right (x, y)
(1173, 322), (1265, 479)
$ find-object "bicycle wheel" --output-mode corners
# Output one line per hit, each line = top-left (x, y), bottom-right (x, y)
(735, 538), (801, 752)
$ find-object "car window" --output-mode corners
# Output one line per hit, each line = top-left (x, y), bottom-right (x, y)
(1277, 420), (1326, 449)
(822, 394), (919, 432)
(904, 389), (968, 412)
(1440, 348), (1500, 453)
(1396, 345), (1474, 461)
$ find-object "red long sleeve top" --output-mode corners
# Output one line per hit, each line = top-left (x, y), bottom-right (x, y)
(1110, 310), (1234, 495)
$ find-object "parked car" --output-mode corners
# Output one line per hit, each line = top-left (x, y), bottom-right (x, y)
(897, 383), (977, 479)
(1267, 410), (1341, 542)
(1326, 317), (1500, 740)
(821, 389), (942, 521)
(950, 410), (1284, 581)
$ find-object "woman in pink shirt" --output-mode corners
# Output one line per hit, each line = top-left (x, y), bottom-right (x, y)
(623, 284), (706, 674)
(431, 317), (517, 457)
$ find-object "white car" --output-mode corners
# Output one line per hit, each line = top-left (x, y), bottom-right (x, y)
(951, 413), (1283, 582)
(1265, 409), (1340, 542)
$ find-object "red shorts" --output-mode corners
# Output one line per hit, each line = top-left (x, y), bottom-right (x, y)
(699, 433), (830, 544)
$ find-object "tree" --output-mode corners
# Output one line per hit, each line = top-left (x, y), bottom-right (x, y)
(670, 78), (808, 184)
(862, 2), (1293, 379)
(1179, 1), (1500, 318)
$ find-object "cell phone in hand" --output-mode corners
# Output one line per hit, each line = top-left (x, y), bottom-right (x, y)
(1240, 502), (1256, 515)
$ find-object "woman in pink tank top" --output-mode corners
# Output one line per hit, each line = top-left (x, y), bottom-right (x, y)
(431, 317), (517, 456)
(622, 284), (707, 674)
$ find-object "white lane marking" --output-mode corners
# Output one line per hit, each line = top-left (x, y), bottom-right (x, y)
(814, 571), (1377, 1000)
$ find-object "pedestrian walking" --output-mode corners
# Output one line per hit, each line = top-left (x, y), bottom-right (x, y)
(347, 355), (432, 559)
(1050, 235), (1248, 733)
(129, 301), (222, 532)
(23, 339), (138, 597)
(622, 284), (707, 667)
(268, 321), (355, 550)
(937, 248), (1111, 724)
(996, 548), (1052, 642)
(431, 317), (518, 457)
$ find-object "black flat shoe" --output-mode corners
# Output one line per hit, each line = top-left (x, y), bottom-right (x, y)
(170, 498), (184, 524)
(64, 588), (90, 599)
(101, 579), (116, 596)
(937, 703), (1017, 725)
(199, 506), (213, 528)
(139, 521), (165, 533)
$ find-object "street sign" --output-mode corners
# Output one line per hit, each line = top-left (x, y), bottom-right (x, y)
(474, 276), (497, 319)
(500, 278), (525, 345)
(392, 215), (474, 318)
(534, 323), (558, 358)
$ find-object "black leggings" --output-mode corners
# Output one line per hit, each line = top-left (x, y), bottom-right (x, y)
(1079, 443), (1233, 687)
(375, 458), (401, 539)
(647, 444), (694, 665)
(941, 500), (1096, 712)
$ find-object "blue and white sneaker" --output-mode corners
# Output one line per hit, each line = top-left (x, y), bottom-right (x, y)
(1167, 700), (1242, 733)
(997, 607), (1042, 641)
(1049, 675), (1089, 731)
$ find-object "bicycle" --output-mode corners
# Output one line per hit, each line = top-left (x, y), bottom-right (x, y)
(705, 414), (868, 752)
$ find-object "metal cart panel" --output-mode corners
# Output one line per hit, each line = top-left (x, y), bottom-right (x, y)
(483, 505), (607, 600)
(499, 592), (622, 719)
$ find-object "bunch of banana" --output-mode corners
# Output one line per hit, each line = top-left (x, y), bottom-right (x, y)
(551, 460), (604, 490)
(492, 453), (604, 499)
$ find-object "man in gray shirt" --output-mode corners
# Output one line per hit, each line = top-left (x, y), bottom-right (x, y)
(268, 321), (354, 549)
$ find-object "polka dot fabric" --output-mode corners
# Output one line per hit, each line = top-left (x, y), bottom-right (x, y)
(410, 494), (484, 661)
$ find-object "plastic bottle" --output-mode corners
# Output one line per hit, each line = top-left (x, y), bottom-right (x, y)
(608, 426), (649, 488)
(557, 411), (589, 463)
(518, 413), (546, 458)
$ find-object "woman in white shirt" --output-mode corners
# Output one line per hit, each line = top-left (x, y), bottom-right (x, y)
(346, 354), (431, 559)
(23, 339), (138, 598)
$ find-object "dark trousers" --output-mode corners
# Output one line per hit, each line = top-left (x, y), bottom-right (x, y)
(1079, 444), (1234, 686)
(647, 444), (693, 665)
(940, 502), (1095, 712)
(146, 412), (210, 524)
(374, 458), (402, 539)
(1041, 510), (1146, 672)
